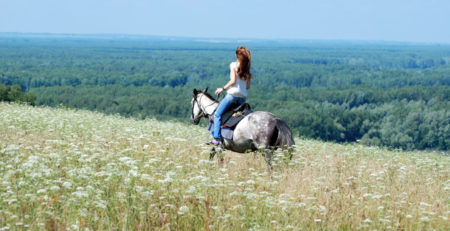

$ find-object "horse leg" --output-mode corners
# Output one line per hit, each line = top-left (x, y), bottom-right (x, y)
(217, 149), (225, 163)
(262, 148), (274, 169)
(209, 146), (225, 163)
(288, 146), (294, 160)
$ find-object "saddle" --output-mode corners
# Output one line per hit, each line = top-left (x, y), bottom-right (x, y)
(221, 103), (252, 128)
(208, 103), (253, 140)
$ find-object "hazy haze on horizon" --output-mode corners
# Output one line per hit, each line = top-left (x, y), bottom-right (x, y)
(1, 0), (449, 43)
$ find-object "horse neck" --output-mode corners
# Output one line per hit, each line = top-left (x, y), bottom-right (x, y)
(199, 94), (218, 116)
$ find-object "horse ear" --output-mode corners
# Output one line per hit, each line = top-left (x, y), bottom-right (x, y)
(193, 89), (198, 95)
(204, 87), (209, 93)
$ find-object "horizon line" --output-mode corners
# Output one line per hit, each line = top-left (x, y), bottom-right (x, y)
(1, 31), (449, 46)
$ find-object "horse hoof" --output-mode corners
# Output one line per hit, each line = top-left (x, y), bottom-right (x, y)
(209, 147), (216, 160)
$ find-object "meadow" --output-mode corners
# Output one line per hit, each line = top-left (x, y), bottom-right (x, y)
(0, 102), (448, 230)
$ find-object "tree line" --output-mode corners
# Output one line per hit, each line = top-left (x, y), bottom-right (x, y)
(0, 36), (449, 150)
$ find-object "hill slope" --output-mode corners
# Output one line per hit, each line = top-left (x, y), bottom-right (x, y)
(0, 102), (448, 230)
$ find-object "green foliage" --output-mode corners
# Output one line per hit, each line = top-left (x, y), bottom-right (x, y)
(0, 84), (36, 105)
(1, 36), (449, 150)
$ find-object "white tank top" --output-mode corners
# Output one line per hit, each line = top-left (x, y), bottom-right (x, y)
(227, 62), (248, 98)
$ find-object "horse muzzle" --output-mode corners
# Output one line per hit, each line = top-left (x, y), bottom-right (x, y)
(191, 117), (201, 125)
(191, 111), (204, 125)
(191, 120), (198, 125)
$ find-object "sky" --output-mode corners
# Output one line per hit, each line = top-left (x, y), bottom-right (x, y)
(1, 0), (449, 43)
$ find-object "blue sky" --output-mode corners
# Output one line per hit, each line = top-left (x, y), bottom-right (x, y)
(1, 0), (449, 43)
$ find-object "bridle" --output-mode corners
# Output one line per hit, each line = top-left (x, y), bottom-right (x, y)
(191, 93), (217, 124)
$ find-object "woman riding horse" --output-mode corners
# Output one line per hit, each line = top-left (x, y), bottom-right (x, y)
(208, 46), (252, 145)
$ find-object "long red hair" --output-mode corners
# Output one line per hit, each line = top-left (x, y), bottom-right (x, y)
(235, 46), (252, 80)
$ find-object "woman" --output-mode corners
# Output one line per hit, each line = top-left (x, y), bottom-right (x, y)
(208, 46), (252, 145)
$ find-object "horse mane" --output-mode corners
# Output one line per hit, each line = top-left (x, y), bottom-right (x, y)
(201, 91), (219, 103)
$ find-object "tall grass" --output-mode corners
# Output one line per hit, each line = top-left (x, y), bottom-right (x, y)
(0, 102), (448, 230)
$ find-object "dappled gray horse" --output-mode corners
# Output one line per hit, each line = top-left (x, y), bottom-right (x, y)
(191, 88), (295, 162)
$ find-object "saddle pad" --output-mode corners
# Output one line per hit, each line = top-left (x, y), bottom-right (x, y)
(207, 122), (234, 140)
(221, 127), (233, 140)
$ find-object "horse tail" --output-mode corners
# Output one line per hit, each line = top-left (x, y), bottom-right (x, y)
(270, 118), (295, 148)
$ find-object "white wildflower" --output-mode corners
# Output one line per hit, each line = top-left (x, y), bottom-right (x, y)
(129, 170), (138, 177)
(419, 202), (431, 207)
(62, 182), (72, 189)
(372, 194), (382, 199)
(50, 185), (60, 191)
(95, 200), (107, 209)
(319, 205), (327, 214)
(71, 191), (89, 198)
(186, 186), (196, 194)
(178, 205), (189, 215)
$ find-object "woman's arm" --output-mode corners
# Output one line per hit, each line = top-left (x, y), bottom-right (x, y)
(215, 63), (237, 95)
(224, 64), (237, 89)
(246, 78), (251, 90)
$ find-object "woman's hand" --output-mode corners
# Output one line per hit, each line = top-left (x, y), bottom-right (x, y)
(215, 87), (224, 95)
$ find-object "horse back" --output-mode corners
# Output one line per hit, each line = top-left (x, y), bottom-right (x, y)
(231, 111), (294, 151)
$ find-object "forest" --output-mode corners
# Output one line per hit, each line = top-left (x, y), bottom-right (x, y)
(0, 34), (449, 150)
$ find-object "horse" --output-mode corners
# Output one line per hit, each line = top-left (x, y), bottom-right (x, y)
(190, 88), (295, 164)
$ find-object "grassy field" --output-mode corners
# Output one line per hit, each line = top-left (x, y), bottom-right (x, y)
(0, 102), (448, 230)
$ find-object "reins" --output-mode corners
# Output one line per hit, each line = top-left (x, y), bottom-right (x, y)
(216, 92), (224, 101)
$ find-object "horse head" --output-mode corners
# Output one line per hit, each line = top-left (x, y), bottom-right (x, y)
(190, 88), (208, 125)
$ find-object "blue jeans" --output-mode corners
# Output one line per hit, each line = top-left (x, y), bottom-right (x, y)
(212, 94), (246, 139)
